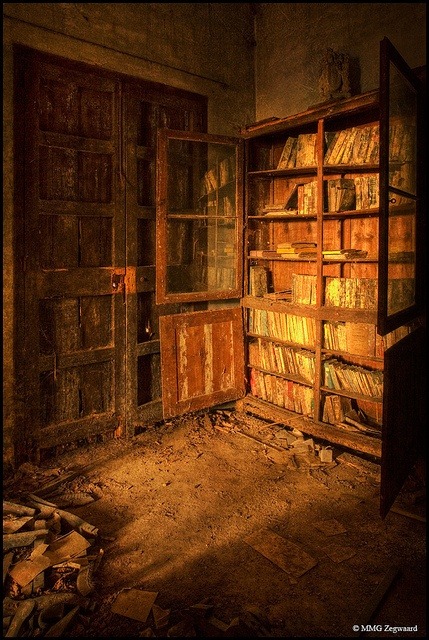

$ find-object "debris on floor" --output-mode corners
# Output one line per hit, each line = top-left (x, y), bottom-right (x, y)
(111, 588), (158, 623)
(3, 409), (425, 637)
(3, 493), (103, 637)
(109, 593), (272, 637)
(207, 409), (339, 472)
(312, 518), (347, 536)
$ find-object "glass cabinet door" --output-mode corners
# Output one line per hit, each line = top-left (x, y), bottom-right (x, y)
(156, 129), (243, 303)
(378, 37), (423, 335)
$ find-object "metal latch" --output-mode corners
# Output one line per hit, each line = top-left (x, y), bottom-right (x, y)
(112, 273), (125, 290)
(112, 271), (126, 303)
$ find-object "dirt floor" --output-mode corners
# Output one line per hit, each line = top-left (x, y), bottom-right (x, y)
(3, 408), (426, 637)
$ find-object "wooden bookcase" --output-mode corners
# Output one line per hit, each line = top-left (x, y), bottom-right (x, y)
(238, 41), (425, 468)
(157, 38), (425, 517)
(240, 101), (408, 454)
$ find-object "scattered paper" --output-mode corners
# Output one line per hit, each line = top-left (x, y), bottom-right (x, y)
(152, 603), (170, 629)
(3, 516), (34, 534)
(323, 542), (356, 563)
(9, 555), (52, 587)
(42, 530), (91, 566)
(111, 588), (158, 623)
(244, 528), (317, 579)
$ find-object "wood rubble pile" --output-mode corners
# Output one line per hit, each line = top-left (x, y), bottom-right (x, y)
(3, 467), (104, 637)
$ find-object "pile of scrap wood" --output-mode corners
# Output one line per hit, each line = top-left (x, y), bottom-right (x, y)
(3, 494), (103, 637)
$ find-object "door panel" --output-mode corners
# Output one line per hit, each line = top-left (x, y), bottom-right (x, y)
(160, 308), (245, 418)
(15, 49), (126, 460)
(377, 38), (426, 517)
(378, 36), (422, 335)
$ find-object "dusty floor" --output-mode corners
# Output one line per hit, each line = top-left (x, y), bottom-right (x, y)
(3, 408), (426, 637)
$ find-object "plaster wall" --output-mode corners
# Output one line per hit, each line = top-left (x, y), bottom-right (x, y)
(254, 3), (426, 119)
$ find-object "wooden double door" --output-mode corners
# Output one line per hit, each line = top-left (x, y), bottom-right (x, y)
(13, 47), (208, 462)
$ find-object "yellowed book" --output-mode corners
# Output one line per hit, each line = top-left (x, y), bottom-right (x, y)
(345, 322), (376, 357)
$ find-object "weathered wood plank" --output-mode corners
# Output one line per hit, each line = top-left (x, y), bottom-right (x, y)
(160, 308), (245, 418)
(36, 413), (117, 449)
(37, 268), (122, 297)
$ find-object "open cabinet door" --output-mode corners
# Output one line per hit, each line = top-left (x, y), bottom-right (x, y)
(156, 128), (245, 419)
(160, 308), (245, 419)
(380, 327), (426, 518)
(378, 38), (425, 517)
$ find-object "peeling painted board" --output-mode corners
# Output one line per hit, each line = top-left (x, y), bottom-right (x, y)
(160, 308), (245, 419)
(176, 318), (236, 401)
(177, 323), (206, 400)
(210, 318), (235, 391)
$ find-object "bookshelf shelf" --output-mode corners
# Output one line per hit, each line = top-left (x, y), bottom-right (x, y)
(323, 209), (379, 218)
(247, 331), (316, 351)
(321, 348), (384, 364)
(320, 387), (383, 404)
(248, 167), (317, 178)
(248, 214), (318, 220)
(322, 163), (379, 174)
(248, 365), (314, 388)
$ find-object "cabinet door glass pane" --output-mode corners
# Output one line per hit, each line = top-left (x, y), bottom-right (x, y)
(166, 217), (237, 294)
(388, 64), (417, 196)
(378, 37), (421, 335)
(157, 131), (242, 303)
(387, 195), (416, 315)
